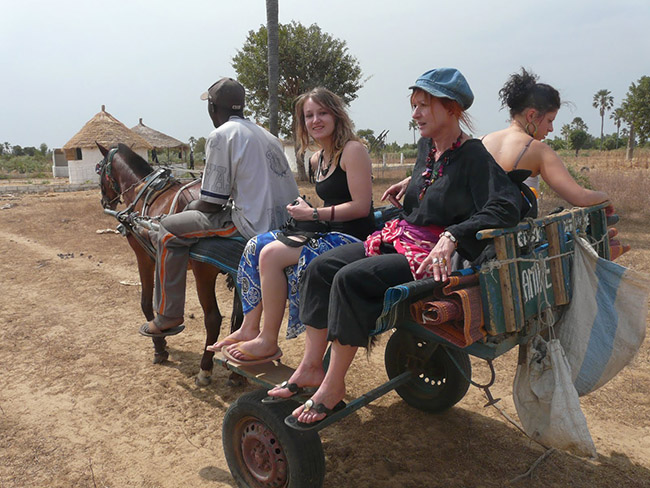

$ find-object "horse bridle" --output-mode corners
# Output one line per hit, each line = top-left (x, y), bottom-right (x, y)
(96, 147), (122, 209)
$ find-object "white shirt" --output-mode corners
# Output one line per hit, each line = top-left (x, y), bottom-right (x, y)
(201, 117), (298, 239)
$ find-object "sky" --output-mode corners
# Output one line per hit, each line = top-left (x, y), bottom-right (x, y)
(1, 0), (649, 150)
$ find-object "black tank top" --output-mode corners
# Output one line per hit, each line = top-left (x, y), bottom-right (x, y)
(315, 153), (375, 240)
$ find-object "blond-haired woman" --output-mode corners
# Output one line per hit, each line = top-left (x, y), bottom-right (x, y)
(208, 87), (375, 366)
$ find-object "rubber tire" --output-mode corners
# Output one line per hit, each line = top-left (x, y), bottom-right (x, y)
(385, 329), (471, 413)
(223, 388), (325, 488)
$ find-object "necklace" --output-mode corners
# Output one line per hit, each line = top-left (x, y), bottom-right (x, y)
(319, 150), (334, 177)
(419, 133), (463, 200)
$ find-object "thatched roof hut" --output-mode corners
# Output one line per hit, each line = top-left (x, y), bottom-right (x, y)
(61, 105), (152, 184)
(63, 105), (152, 158)
(130, 118), (188, 150)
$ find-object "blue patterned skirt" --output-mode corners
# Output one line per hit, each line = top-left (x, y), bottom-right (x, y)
(237, 230), (360, 339)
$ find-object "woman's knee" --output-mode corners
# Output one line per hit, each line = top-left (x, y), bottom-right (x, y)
(259, 240), (300, 270)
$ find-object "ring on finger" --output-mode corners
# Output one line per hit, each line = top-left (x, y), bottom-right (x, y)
(441, 258), (447, 265)
(432, 257), (439, 264)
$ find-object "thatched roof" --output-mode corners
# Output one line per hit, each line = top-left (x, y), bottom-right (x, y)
(63, 105), (152, 150)
(130, 118), (188, 150)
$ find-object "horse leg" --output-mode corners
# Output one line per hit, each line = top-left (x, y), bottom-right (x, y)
(227, 274), (244, 333)
(191, 260), (222, 386)
(127, 235), (168, 364)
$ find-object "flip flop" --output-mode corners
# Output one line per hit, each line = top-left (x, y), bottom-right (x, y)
(222, 344), (283, 366)
(139, 322), (185, 338)
(261, 381), (319, 404)
(284, 398), (346, 431)
(206, 337), (239, 352)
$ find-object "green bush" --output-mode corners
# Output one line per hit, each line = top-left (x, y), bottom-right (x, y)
(0, 155), (51, 176)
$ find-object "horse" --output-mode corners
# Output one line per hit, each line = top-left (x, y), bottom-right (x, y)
(96, 142), (243, 386)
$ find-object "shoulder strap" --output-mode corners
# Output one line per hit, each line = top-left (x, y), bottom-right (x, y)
(513, 137), (535, 169)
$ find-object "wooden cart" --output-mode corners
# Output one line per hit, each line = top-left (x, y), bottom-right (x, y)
(216, 202), (613, 488)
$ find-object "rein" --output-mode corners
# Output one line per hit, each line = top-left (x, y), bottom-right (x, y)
(96, 148), (173, 211)
(96, 148), (122, 208)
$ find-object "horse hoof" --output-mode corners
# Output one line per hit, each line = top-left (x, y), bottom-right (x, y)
(153, 351), (169, 364)
(227, 372), (247, 387)
(195, 369), (212, 387)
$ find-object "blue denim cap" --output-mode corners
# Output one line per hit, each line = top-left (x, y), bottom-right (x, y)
(409, 68), (474, 110)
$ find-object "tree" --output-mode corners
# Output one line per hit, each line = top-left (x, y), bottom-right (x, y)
(592, 89), (614, 150)
(570, 117), (588, 132)
(194, 137), (206, 156)
(232, 21), (364, 180)
(408, 119), (418, 144)
(266, 0), (279, 136)
(39, 143), (48, 156)
(621, 76), (650, 160)
(561, 124), (571, 144)
(569, 130), (589, 157)
(12, 145), (24, 156)
(610, 107), (625, 149)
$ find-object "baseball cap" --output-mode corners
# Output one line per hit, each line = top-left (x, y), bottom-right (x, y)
(200, 77), (245, 110)
(409, 68), (474, 110)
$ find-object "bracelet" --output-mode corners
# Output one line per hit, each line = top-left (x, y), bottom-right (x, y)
(312, 208), (319, 221)
(440, 231), (458, 248)
(330, 205), (335, 221)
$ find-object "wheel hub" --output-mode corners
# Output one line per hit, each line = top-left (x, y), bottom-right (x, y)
(239, 418), (288, 487)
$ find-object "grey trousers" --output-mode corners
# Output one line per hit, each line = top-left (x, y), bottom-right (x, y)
(153, 208), (239, 325)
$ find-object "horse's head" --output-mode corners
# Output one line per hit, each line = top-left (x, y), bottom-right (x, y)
(96, 142), (122, 210)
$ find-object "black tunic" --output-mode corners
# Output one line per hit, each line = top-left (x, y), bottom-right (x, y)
(403, 138), (522, 261)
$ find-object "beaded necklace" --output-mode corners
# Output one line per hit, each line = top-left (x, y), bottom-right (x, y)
(418, 133), (463, 200)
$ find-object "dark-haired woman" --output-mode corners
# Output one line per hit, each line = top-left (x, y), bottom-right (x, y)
(270, 68), (523, 425)
(482, 68), (608, 206)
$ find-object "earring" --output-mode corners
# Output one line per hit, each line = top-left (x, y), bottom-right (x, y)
(525, 121), (538, 136)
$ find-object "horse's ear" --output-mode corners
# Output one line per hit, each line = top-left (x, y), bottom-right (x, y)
(96, 142), (109, 156)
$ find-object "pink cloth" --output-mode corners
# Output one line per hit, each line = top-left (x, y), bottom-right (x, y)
(364, 219), (444, 280)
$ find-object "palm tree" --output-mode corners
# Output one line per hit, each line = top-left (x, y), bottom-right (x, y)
(266, 0), (279, 137)
(592, 89), (614, 150)
(610, 107), (624, 149)
(408, 119), (418, 144)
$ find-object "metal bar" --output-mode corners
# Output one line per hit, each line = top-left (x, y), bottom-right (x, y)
(308, 371), (414, 433)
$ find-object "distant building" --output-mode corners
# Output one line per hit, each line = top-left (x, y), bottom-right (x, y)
(130, 118), (189, 163)
(61, 105), (152, 184)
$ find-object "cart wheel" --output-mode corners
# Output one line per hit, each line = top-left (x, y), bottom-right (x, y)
(223, 388), (325, 488)
(385, 329), (471, 413)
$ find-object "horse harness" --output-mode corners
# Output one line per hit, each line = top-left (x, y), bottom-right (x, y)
(96, 147), (175, 213)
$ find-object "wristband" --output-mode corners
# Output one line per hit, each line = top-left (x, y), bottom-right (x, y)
(312, 208), (320, 221)
(440, 231), (458, 247)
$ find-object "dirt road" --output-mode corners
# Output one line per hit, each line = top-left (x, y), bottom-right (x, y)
(1, 189), (648, 487)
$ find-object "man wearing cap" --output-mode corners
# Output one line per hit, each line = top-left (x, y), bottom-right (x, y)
(140, 77), (299, 337)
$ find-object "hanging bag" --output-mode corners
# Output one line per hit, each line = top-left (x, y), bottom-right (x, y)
(556, 236), (650, 396)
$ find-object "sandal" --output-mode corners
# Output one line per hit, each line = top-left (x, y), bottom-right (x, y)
(284, 398), (346, 431)
(261, 381), (319, 404)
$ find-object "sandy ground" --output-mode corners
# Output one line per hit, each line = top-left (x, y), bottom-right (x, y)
(0, 188), (649, 488)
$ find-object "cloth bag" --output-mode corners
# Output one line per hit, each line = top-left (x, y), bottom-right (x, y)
(513, 335), (597, 457)
(556, 237), (650, 396)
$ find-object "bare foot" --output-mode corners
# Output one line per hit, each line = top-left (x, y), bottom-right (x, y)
(267, 364), (325, 399)
(291, 383), (346, 424)
(206, 328), (259, 352)
(224, 337), (278, 361)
